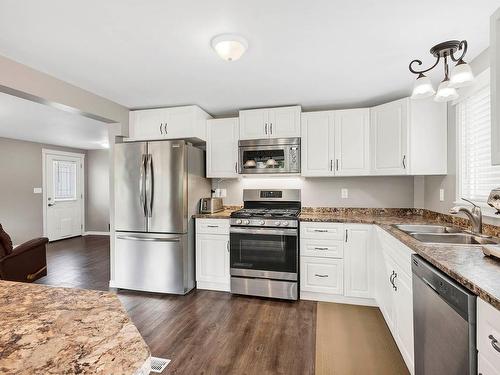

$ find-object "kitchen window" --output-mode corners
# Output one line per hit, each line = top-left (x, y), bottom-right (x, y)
(457, 69), (500, 207)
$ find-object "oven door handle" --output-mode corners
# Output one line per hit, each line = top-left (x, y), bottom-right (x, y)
(230, 227), (298, 236)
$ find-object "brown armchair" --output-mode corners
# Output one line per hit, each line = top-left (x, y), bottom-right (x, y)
(0, 224), (48, 282)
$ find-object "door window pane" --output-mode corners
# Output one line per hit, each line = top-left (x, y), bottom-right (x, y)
(53, 160), (77, 201)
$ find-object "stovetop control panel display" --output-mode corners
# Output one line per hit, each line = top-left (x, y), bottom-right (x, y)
(260, 190), (282, 199)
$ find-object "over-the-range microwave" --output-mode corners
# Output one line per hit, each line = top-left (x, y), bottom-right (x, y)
(238, 137), (300, 174)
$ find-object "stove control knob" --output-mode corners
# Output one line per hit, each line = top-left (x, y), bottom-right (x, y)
(259, 220), (265, 225)
(236, 219), (242, 224)
(243, 220), (250, 225)
(275, 221), (281, 226)
(282, 221), (289, 226)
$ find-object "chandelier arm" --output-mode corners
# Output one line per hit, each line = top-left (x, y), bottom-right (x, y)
(450, 40), (468, 62)
(409, 56), (441, 75)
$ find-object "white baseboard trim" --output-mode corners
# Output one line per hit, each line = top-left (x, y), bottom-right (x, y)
(84, 231), (110, 236)
(300, 291), (377, 307)
(196, 281), (230, 293)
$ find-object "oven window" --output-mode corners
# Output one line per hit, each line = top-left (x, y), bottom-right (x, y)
(230, 232), (297, 273)
(241, 149), (285, 170)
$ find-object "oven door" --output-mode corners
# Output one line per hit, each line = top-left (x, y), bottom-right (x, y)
(230, 227), (298, 281)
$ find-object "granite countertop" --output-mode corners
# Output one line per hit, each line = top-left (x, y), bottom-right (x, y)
(300, 208), (500, 310)
(193, 206), (240, 219)
(0, 281), (150, 375)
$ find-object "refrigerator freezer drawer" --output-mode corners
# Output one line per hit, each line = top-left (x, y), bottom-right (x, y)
(114, 232), (193, 294)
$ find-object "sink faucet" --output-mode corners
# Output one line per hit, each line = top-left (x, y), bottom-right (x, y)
(449, 198), (483, 235)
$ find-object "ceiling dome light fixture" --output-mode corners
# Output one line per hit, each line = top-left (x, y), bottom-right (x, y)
(211, 34), (248, 62)
(409, 40), (474, 102)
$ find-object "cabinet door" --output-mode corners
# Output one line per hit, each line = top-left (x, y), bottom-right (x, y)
(344, 225), (372, 298)
(130, 109), (162, 139)
(268, 106), (301, 138)
(301, 111), (335, 176)
(161, 107), (194, 139)
(195, 234), (230, 291)
(335, 109), (370, 176)
(239, 109), (268, 140)
(378, 247), (397, 332)
(300, 257), (344, 295)
(207, 118), (239, 178)
(371, 98), (408, 175)
(393, 268), (414, 372)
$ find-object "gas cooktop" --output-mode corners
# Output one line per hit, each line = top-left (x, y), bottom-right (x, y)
(230, 208), (300, 220)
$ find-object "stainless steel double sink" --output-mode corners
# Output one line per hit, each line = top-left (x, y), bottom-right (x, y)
(393, 224), (500, 246)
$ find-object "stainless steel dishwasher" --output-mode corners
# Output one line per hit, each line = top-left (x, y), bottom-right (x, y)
(412, 254), (477, 375)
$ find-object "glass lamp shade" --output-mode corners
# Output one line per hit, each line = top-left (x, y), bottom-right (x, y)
(411, 74), (435, 99)
(211, 34), (248, 61)
(434, 79), (459, 102)
(449, 61), (475, 88)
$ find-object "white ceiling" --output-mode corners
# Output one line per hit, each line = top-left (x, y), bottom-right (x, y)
(0, 92), (109, 149)
(0, 0), (499, 116)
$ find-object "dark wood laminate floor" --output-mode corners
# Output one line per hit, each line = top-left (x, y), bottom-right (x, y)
(36, 236), (317, 375)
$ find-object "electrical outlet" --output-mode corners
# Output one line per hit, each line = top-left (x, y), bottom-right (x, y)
(33, 187), (42, 194)
(439, 189), (444, 202)
(341, 188), (349, 199)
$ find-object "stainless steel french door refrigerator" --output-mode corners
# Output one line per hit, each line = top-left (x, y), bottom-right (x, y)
(113, 140), (210, 294)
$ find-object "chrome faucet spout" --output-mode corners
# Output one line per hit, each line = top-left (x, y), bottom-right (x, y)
(449, 199), (483, 235)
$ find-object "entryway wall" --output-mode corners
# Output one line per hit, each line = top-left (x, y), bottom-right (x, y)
(0, 136), (109, 244)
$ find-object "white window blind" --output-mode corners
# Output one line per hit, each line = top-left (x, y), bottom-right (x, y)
(458, 83), (500, 203)
(53, 160), (77, 201)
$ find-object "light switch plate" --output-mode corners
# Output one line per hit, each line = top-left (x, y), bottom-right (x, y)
(439, 189), (444, 202)
(341, 188), (349, 199)
(33, 187), (42, 194)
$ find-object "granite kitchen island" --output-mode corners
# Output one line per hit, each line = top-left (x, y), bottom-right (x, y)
(0, 280), (151, 375)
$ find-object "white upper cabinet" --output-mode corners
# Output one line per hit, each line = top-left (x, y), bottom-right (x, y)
(129, 105), (211, 141)
(239, 106), (301, 140)
(301, 111), (335, 176)
(371, 97), (446, 175)
(301, 109), (369, 177)
(335, 109), (370, 176)
(206, 118), (239, 178)
(370, 98), (408, 175)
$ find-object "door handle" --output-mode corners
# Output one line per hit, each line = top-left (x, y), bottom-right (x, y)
(265, 123), (268, 135)
(235, 162), (238, 173)
(270, 123), (273, 135)
(48, 203), (55, 207)
(226, 241), (230, 252)
(330, 160), (333, 171)
(345, 229), (348, 242)
(164, 122), (168, 134)
(389, 270), (395, 286)
(314, 247), (329, 250)
(315, 274), (329, 278)
(145, 154), (153, 217)
(159, 123), (163, 135)
(140, 154), (147, 216)
(313, 229), (328, 233)
(392, 272), (398, 291)
(116, 235), (181, 242)
(402, 155), (406, 169)
(489, 334), (500, 353)
(336, 159), (339, 171)
(207, 225), (219, 228)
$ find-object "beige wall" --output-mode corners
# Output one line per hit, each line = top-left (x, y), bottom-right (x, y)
(86, 149), (110, 232)
(214, 176), (415, 207)
(0, 137), (111, 243)
(0, 137), (87, 244)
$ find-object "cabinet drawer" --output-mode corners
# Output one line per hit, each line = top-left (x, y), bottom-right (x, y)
(196, 219), (230, 235)
(478, 299), (500, 370)
(300, 257), (343, 295)
(300, 222), (344, 240)
(300, 238), (343, 258)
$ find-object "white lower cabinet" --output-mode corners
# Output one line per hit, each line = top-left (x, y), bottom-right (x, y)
(195, 219), (230, 292)
(301, 257), (344, 295)
(300, 222), (374, 305)
(374, 227), (415, 374)
(477, 298), (500, 374)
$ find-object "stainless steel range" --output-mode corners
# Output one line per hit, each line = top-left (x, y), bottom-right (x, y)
(229, 189), (300, 300)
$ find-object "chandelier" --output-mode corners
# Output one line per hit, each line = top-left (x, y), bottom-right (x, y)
(409, 40), (475, 102)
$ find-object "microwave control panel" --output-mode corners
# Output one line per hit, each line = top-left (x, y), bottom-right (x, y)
(289, 146), (299, 170)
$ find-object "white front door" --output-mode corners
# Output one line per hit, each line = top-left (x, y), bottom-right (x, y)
(44, 151), (84, 241)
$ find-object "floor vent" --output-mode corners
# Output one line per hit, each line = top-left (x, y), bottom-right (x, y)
(150, 357), (171, 373)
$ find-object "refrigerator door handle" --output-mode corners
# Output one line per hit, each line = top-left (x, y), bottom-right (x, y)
(139, 154), (147, 217)
(145, 153), (154, 217)
(116, 235), (181, 242)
